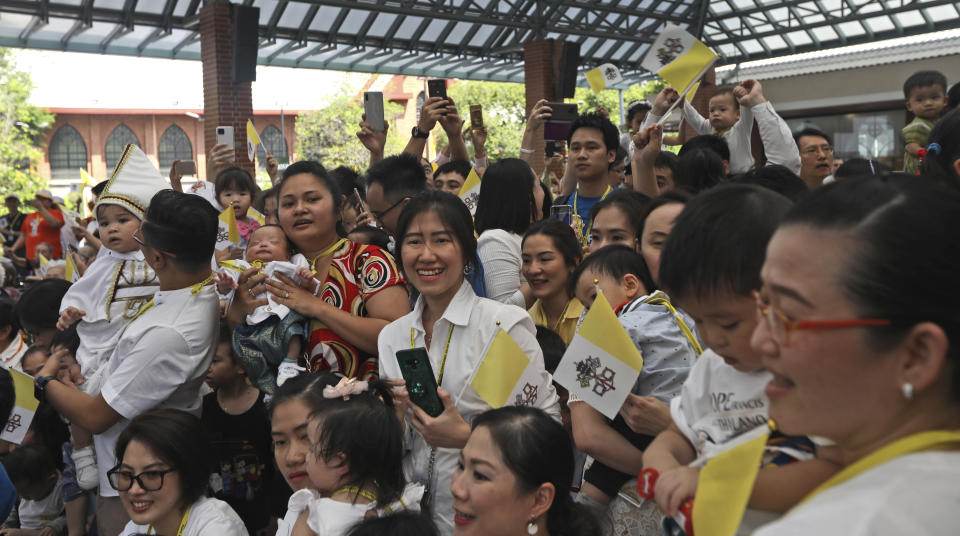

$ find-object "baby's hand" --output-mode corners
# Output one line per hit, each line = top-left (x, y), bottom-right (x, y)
(735, 79), (766, 107)
(57, 307), (86, 331)
(295, 267), (320, 295)
(654, 466), (700, 517)
(214, 271), (237, 295)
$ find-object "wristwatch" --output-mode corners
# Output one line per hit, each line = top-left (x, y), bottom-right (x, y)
(411, 126), (430, 139)
(34, 375), (58, 403)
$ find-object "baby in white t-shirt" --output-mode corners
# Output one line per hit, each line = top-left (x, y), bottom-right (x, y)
(216, 224), (316, 392)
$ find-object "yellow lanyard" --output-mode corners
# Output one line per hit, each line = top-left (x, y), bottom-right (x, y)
(148, 504), (191, 535)
(714, 126), (732, 137)
(573, 185), (612, 246)
(410, 324), (456, 386)
(310, 238), (348, 272)
(333, 485), (377, 502)
(643, 292), (704, 355)
(796, 429), (960, 508)
(128, 273), (214, 324)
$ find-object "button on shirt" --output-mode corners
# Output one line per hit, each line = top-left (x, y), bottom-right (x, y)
(95, 284), (220, 497)
(379, 280), (560, 535)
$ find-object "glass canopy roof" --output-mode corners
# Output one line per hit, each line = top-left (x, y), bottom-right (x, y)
(1, 0), (957, 87)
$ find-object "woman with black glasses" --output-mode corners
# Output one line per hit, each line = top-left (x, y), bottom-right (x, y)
(110, 409), (248, 535)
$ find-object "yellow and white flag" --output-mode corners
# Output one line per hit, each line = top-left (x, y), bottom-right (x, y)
(471, 328), (543, 408)
(693, 424), (770, 536)
(80, 168), (96, 188)
(64, 253), (80, 282)
(457, 167), (482, 216)
(0, 370), (40, 445)
(37, 252), (50, 276)
(216, 205), (242, 251)
(553, 290), (644, 419)
(248, 207), (266, 226)
(641, 24), (718, 98)
(246, 119), (261, 163)
(585, 63), (624, 93)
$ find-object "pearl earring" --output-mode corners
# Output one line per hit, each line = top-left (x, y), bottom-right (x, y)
(902, 382), (914, 401)
(527, 516), (539, 535)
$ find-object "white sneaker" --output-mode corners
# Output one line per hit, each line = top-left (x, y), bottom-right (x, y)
(277, 362), (306, 386)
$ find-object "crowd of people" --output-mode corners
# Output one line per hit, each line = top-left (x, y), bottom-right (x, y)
(0, 66), (959, 536)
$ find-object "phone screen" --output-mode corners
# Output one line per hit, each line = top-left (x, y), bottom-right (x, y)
(396, 348), (443, 417)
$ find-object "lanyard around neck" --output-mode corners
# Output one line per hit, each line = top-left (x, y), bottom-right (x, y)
(573, 185), (612, 246)
(333, 485), (377, 503)
(310, 238), (348, 269)
(796, 429), (960, 508)
(128, 273), (213, 324)
(410, 323), (455, 386)
(148, 504), (191, 536)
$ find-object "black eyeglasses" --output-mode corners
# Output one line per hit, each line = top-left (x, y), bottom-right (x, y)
(107, 466), (177, 492)
(370, 197), (407, 222)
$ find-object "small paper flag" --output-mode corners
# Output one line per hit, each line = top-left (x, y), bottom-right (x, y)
(248, 207), (266, 226)
(471, 329), (531, 409)
(246, 119), (261, 163)
(64, 253), (80, 282)
(552, 290), (644, 419)
(0, 370), (40, 445)
(693, 424), (770, 536)
(584, 63), (623, 93)
(457, 167), (482, 216)
(216, 205), (241, 250)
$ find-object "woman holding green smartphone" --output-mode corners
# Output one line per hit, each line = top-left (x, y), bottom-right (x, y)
(378, 190), (560, 535)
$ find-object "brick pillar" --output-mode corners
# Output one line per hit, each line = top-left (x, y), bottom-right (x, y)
(524, 39), (563, 177)
(200, 1), (254, 174)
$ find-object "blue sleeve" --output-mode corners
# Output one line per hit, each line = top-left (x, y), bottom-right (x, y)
(0, 462), (17, 521)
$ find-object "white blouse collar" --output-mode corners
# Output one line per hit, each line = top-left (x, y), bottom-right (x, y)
(411, 280), (476, 334)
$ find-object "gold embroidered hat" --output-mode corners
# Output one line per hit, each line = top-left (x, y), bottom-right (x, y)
(94, 144), (170, 220)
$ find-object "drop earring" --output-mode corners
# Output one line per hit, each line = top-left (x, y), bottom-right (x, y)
(902, 382), (914, 401)
(527, 516), (539, 535)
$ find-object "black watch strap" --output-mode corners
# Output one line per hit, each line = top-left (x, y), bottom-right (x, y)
(411, 126), (430, 139)
(34, 375), (57, 403)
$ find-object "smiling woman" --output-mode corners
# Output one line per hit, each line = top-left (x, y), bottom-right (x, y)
(752, 176), (960, 534)
(112, 409), (248, 535)
(378, 190), (560, 535)
(228, 160), (410, 380)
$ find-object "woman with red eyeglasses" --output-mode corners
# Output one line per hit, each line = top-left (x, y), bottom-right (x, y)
(752, 175), (960, 535)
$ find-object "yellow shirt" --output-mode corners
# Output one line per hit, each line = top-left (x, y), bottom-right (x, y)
(528, 297), (584, 345)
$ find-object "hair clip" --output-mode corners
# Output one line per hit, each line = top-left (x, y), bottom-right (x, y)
(323, 377), (369, 400)
(927, 142), (942, 155)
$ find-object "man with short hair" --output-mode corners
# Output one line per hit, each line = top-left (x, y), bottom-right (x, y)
(554, 112), (619, 245)
(433, 160), (472, 195)
(795, 128), (835, 189)
(35, 189), (220, 536)
(363, 153), (428, 238)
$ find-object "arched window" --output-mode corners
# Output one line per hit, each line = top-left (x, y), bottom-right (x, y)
(257, 124), (288, 168)
(158, 124), (193, 174)
(49, 125), (88, 181)
(104, 124), (141, 173)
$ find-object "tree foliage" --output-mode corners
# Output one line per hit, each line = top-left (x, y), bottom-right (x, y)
(0, 49), (54, 199)
(295, 91), (404, 171)
(444, 79), (666, 159)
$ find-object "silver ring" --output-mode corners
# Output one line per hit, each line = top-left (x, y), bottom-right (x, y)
(248, 288), (256, 298)
(285, 291), (290, 299)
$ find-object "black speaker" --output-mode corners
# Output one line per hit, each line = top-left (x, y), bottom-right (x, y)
(555, 41), (580, 99)
(233, 5), (259, 84)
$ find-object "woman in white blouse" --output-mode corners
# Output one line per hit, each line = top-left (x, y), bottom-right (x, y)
(111, 409), (248, 536)
(473, 159), (548, 307)
(752, 176), (960, 535)
(379, 190), (560, 535)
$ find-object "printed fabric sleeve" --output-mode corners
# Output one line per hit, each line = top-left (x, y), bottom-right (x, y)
(354, 243), (406, 300)
(752, 101), (801, 174)
(100, 327), (196, 419)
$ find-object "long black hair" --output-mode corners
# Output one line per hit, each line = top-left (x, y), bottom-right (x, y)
(474, 158), (539, 236)
(472, 406), (601, 536)
(921, 108), (960, 188)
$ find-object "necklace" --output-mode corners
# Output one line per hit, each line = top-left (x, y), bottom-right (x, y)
(551, 299), (571, 333)
(332, 485), (377, 503)
(310, 238), (348, 268)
